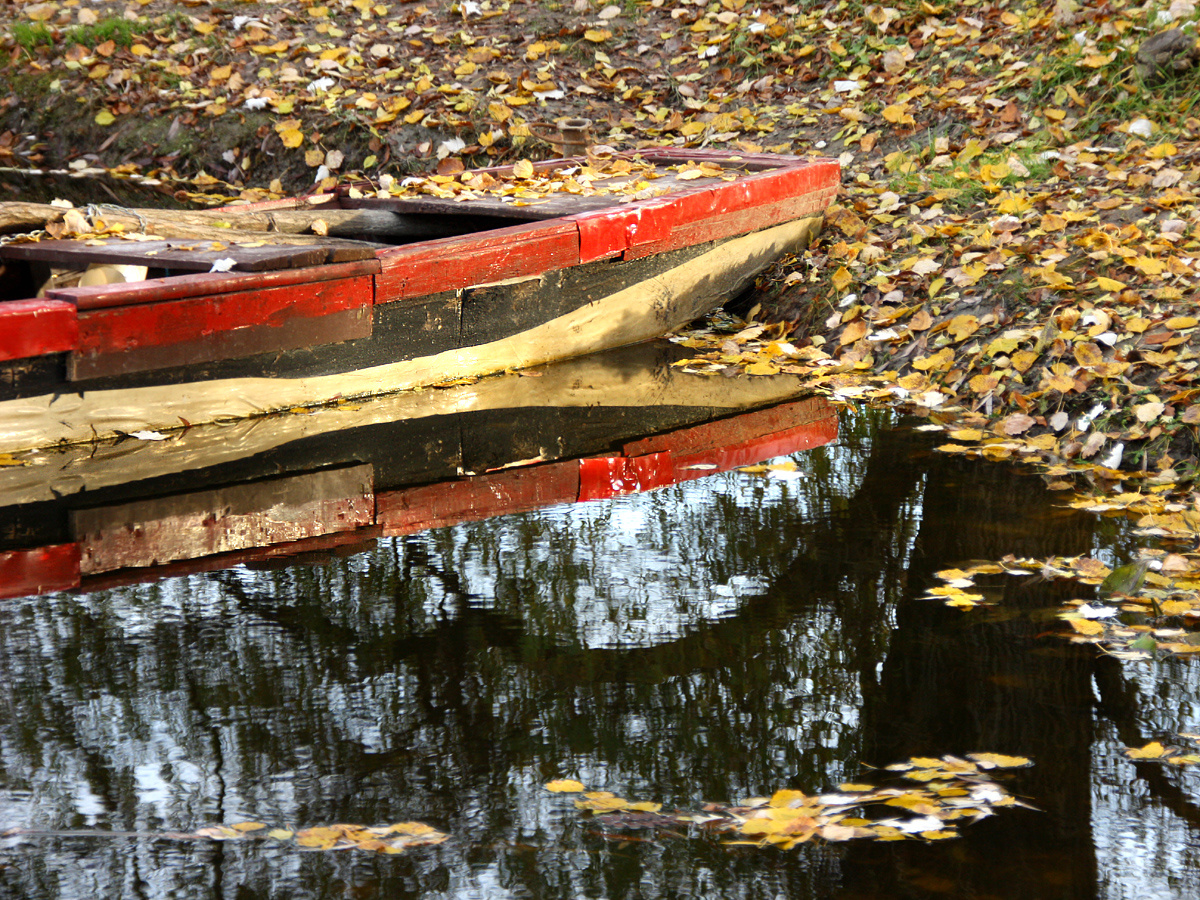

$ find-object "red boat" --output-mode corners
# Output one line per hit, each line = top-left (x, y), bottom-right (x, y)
(0, 149), (838, 453)
(0, 343), (837, 600)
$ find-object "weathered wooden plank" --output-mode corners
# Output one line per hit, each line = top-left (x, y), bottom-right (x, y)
(0, 298), (78, 362)
(0, 543), (81, 600)
(375, 219), (579, 301)
(376, 461), (578, 536)
(47, 258), (380, 310)
(68, 273), (375, 380)
(72, 464), (375, 575)
(0, 238), (334, 273)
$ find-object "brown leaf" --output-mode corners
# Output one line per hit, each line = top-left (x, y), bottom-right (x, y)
(1001, 413), (1035, 435)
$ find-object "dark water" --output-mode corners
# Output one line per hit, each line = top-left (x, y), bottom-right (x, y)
(2, 406), (1198, 899)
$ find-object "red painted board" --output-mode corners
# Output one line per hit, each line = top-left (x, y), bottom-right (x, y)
(70, 273), (374, 371)
(47, 259), (380, 310)
(0, 544), (81, 600)
(376, 220), (579, 302)
(623, 188), (838, 260)
(0, 299), (78, 362)
(377, 461), (579, 536)
(576, 196), (691, 263)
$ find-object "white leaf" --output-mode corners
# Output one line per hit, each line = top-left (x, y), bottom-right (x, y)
(130, 430), (168, 441)
(209, 258), (237, 273)
(1128, 118), (1154, 139)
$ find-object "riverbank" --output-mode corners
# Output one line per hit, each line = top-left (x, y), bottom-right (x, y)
(3, 0), (1200, 495)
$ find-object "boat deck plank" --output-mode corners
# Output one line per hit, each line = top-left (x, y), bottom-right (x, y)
(0, 237), (373, 272)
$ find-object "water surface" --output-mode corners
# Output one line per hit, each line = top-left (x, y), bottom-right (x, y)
(2, 403), (1198, 900)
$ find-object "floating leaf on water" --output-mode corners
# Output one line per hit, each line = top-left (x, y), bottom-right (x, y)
(545, 779), (586, 793)
(968, 753), (1032, 769)
(1126, 741), (1169, 759)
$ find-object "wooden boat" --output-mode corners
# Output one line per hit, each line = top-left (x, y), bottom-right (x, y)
(0, 149), (838, 453)
(0, 342), (837, 600)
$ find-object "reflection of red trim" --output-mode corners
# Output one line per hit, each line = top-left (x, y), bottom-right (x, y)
(0, 396), (837, 598)
(378, 395), (838, 524)
(0, 544), (81, 600)
(378, 461), (578, 537)
(578, 398), (837, 501)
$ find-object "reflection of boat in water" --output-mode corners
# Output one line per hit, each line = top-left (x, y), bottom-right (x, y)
(0, 342), (836, 600)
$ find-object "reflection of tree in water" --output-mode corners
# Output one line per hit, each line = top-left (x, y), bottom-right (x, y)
(4, 409), (1200, 899)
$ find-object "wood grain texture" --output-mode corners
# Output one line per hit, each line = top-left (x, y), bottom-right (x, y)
(0, 218), (818, 451)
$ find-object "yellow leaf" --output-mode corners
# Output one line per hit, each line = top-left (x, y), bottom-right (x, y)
(95, 109), (116, 126)
(279, 127), (304, 149)
(545, 779), (585, 793)
(512, 158), (535, 178)
(1068, 618), (1105, 636)
(1126, 741), (1168, 759)
(831, 266), (852, 292)
(745, 361), (780, 375)
(583, 29), (611, 42)
(1132, 255), (1165, 276)
(1094, 276), (1126, 292)
(946, 314), (979, 341)
(968, 753), (1031, 768)
(1166, 316), (1198, 330)
(232, 821), (267, 832)
(769, 789), (808, 808)
(1073, 342), (1103, 368)
(267, 828), (294, 840)
(1146, 142), (1178, 159)
(995, 191), (1031, 214)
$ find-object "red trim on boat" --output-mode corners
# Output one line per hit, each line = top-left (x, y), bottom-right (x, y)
(375, 220), (579, 302)
(0, 299), (78, 362)
(46, 259), (380, 310)
(68, 272), (375, 379)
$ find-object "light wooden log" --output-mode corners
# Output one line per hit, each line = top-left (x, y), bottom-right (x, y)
(0, 201), (469, 243)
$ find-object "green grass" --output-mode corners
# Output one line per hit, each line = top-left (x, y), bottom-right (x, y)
(62, 18), (148, 50)
(12, 22), (53, 53)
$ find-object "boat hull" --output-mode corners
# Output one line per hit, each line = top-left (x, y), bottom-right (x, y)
(0, 151), (839, 452)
